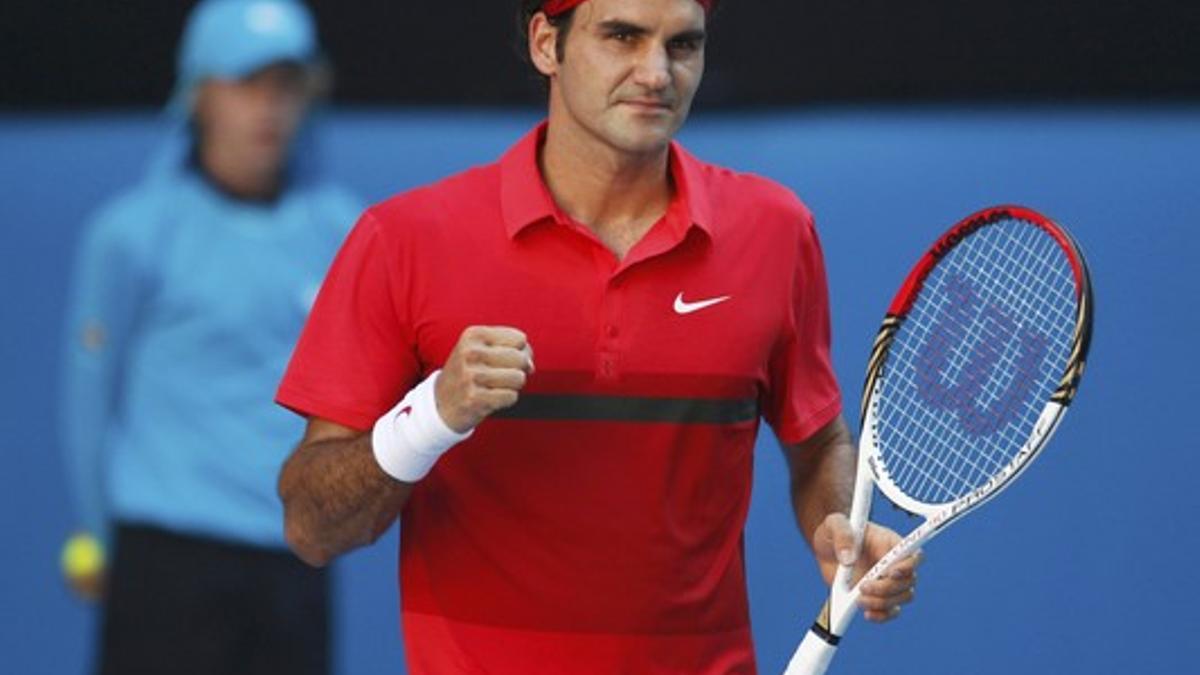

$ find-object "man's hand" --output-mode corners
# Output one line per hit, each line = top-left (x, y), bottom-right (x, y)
(812, 512), (921, 623)
(66, 568), (105, 602)
(435, 326), (534, 433)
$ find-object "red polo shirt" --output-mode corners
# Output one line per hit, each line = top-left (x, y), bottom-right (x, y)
(278, 123), (841, 674)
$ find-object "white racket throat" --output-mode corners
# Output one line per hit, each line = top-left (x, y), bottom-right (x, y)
(801, 398), (1068, 653)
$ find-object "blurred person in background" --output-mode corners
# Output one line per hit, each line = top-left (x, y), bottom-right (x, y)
(275, 0), (918, 673)
(59, 1), (359, 673)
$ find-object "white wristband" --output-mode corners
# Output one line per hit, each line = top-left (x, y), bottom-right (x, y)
(371, 370), (472, 482)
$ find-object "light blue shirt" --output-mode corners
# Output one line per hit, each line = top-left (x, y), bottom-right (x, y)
(62, 165), (360, 549)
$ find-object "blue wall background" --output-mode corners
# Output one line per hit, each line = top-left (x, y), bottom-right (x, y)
(2, 107), (1197, 673)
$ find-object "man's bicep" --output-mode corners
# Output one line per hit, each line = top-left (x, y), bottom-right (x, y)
(779, 414), (852, 472)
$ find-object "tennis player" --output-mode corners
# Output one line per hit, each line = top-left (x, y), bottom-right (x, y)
(60, 1), (359, 673)
(277, 0), (918, 672)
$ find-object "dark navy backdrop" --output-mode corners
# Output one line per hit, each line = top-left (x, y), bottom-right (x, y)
(2, 107), (1196, 673)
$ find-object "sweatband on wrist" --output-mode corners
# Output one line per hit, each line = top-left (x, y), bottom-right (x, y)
(371, 370), (472, 482)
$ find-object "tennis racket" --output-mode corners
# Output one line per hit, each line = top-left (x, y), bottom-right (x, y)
(784, 205), (1093, 674)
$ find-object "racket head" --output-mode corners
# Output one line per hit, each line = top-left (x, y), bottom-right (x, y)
(861, 205), (1093, 516)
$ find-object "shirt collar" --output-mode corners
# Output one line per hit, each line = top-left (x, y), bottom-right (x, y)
(499, 121), (714, 240)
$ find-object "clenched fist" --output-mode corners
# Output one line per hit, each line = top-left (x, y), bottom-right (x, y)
(435, 326), (534, 433)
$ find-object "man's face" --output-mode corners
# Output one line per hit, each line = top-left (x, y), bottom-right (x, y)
(193, 62), (312, 176)
(545, 0), (706, 155)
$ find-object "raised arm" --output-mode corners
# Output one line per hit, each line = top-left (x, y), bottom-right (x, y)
(277, 418), (408, 567)
(278, 325), (534, 567)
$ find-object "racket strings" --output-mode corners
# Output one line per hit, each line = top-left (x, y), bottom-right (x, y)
(875, 218), (1078, 505)
(888, 234), (1068, 499)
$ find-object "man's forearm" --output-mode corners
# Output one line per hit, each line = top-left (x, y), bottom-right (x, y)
(786, 416), (856, 545)
(278, 433), (412, 566)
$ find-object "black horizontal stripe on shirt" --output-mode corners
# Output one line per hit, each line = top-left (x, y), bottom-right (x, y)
(491, 394), (759, 425)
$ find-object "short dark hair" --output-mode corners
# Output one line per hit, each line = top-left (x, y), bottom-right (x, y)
(516, 1), (577, 86)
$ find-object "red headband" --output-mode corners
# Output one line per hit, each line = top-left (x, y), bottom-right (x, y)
(542, 0), (714, 18)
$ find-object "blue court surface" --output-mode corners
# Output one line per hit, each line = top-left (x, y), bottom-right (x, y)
(2, 106), (1196, 674)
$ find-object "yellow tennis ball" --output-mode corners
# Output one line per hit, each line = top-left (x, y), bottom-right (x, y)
(61, 534), (104, 579)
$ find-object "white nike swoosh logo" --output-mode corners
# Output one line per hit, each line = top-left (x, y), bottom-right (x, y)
(673, 292), (731, 315)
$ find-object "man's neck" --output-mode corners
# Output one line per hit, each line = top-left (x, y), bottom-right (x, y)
(539, 116), (673, 259)
(196, 143), (283, 204)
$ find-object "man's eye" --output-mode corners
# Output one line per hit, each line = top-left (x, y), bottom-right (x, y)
(669, 39), (700, 54)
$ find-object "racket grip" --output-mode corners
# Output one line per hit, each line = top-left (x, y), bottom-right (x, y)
(782, 628), (839, 675)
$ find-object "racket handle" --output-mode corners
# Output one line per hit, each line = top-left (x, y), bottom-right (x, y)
(782, 628), (839, 675)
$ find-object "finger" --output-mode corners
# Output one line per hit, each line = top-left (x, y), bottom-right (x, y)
(857, 587), (915, 612)
(864, 554), (921, 588)
(860, 572), (915, 598)
(468, 326), (528, 350)
(467, 345), (535, 372)
(474, 387), (520, 413)
(68, 572), (105, 602)
(80, 579), (104, 602)
(471, 366), (528, 391)
(882, 549), (924, 578)
(864, 606), (903, 623)
(858, 540), (922, 583)
(823, 513), (858, 566)
(859, 572), (917, 600)
(883, 564), (917, 582)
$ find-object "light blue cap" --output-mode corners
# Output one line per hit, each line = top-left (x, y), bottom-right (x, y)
(177, 0), (318, 86)
(157, 0), (324, 179)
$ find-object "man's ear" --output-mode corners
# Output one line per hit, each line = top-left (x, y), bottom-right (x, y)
(528, 13), (560, 77)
